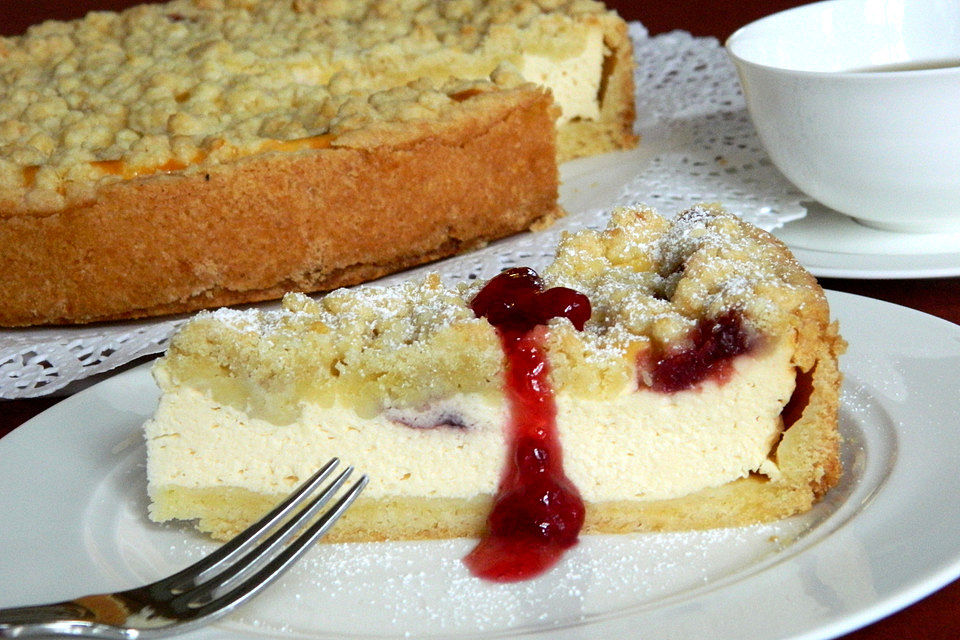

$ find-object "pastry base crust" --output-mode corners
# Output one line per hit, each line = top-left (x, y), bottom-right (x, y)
(150, 482), (831, 543)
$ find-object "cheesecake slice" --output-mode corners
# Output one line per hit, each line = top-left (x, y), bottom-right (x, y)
(144, 204), (844, 579)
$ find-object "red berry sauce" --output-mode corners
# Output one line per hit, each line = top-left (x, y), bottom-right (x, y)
(464, 267), (589, 582)
(643, 310), (752, 393)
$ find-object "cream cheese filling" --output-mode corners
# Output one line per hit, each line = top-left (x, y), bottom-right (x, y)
(519, 26), (605, 125)
(145, 339), (795, 509)
(559, 339), (795, 501)
(146, 391), (508, 501)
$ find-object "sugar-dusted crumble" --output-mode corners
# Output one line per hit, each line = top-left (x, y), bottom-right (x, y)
(0, 0), (634, 213)
(157, 204), (835, 418)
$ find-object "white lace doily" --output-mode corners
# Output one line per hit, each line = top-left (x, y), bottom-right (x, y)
(0, 26), (806, 399)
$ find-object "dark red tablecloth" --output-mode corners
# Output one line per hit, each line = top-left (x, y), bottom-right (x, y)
(2, 2), (959, 637)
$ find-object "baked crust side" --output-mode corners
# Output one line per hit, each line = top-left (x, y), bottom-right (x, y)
(557, 10), (638, 161)
(0, 87), (561, 326)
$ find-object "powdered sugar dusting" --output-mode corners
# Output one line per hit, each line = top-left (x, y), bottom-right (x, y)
(204, 277), (473, 343)
(212, 521), (809, 637)
(543, 205), (808, 359)
(161, 204), (816, 412)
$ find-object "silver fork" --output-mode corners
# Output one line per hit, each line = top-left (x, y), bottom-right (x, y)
(0, 458), (367, 639)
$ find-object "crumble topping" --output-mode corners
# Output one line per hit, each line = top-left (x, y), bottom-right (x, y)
(156, 204), (827, 421)
(542, 204), (822, 395)
(0, 0), (617, 213)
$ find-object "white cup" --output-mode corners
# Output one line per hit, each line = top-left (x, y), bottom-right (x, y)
(727, 0), (960, 233)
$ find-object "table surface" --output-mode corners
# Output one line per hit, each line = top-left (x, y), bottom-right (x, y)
(2, 2), (959, 638)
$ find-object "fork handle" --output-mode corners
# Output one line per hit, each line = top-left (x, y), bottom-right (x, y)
(1, 601), (93, 623)
(0, 598), (129, 638)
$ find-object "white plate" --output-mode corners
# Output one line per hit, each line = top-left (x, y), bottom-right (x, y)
(3, 291), (960, 640)
(774, 202), (960, 279)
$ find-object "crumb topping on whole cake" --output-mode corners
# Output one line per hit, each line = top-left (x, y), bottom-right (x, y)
(156, 204), (829, 421)
(0, 0), (626, 214)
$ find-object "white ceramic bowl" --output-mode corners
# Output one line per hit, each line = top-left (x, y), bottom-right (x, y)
(726, 0), (960, 233)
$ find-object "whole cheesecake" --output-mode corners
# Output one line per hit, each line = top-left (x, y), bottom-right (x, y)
(0, 0), (636, 326)
(144, 204), (844, 578)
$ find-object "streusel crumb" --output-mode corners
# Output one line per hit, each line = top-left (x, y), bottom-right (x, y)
(156, 204), (834, 419)
(0, 0), (633, 214)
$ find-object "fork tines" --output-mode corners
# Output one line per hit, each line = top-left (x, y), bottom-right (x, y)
(157, 458), (368, 619)
(0, 458), (367, 638)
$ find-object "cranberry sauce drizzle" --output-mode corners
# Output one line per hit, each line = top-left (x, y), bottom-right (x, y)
(644, 310), (752, 393)
(464, 267), (590, 582)
(469, 267), (591, 332)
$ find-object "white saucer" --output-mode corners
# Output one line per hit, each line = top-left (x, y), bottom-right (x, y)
(774, 202), (960, 279)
